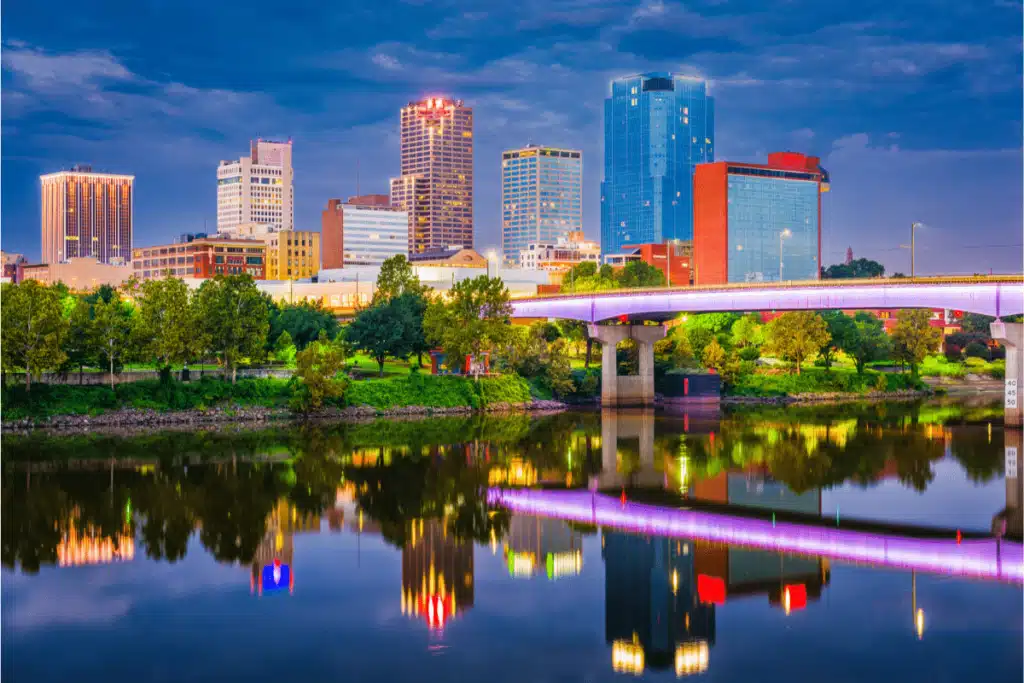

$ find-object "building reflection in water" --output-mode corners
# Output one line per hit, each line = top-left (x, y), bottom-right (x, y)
(57, 507), (135, 567)
(250, 499), (320, 596)
(503, 515), (583, 580)
(401, 519), (474, 630)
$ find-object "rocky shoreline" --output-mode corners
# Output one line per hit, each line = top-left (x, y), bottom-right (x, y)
(2, 399), (570, 434)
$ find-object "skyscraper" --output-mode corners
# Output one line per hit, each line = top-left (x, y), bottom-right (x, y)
(501, 145), (582, 265)
(40, 166), (134, 265)
(217, 139), (294, 236)
(390, 97), (473, 256)
(601, 73), (714, 257)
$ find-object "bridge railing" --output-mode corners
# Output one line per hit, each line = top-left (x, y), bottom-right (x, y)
(522, 274), (1024, 301)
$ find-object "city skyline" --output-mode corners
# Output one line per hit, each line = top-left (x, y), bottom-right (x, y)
(2, 1), (1022, 275)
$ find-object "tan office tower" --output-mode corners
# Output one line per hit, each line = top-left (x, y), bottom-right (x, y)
(40, 166), (134, 265)
(390, 97), (473, 256)
(217, 139), (294, 236)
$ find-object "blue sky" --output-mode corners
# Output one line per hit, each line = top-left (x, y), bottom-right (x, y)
(3, 0), (1022, 274)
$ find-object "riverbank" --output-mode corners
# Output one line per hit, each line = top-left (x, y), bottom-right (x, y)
(721, 388), (933, 406)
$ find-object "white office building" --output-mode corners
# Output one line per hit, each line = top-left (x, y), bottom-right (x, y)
(340, 204), (409, 266)
(217, 139), (294, 236)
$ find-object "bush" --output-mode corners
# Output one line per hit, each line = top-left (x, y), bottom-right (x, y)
(727, 367), (924, 397)
(919, 355), (967, 378)
(345, 373), (531, 410)
(964, 356), (988, 369)
(737, 346), (761, 362)
(964, 342), (990, 360)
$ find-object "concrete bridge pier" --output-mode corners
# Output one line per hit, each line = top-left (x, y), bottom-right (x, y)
(598, 409), (661, 489)
(589, 324), (667, 406)
(993, 429), (1022, 539)
(991, 322), (1023, 428)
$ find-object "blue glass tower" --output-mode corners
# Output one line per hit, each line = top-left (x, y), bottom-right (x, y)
(601, 73), (714, 257)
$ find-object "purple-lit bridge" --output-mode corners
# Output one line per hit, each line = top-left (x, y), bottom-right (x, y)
(488, 488), (1024, 584)
(510, 276), (1024, 410)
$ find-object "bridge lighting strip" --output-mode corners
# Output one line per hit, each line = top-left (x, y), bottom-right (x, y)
(487, 489), (1024, 584)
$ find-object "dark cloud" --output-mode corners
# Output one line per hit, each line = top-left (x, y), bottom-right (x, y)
(1, 0), (1020, 273)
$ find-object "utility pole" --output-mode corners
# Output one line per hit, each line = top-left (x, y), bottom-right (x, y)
(910, 222), (921, 278)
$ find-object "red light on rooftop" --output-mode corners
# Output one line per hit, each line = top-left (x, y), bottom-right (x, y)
(697, 574), (726, 604)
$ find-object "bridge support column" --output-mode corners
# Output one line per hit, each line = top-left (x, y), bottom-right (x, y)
(589, 324), (667, 407)
(991, 322), (1023, 428)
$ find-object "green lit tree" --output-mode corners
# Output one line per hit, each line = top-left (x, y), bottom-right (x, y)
(195, 274), (270, 383)
(1, 281), (69, 391)
(764, 311), (830, 375)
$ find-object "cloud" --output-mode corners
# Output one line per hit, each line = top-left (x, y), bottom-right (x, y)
(2, 45), (134, 91)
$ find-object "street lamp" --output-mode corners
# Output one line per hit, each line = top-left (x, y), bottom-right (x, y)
(779, 229), (792, 282)
(485, 249), (498, 278)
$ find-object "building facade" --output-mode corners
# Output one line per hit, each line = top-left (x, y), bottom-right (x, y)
(321, 195), (408, 268)
(1, 251), (27, 283)
(519, 231), (601, 273)
(262, 230), (320, 280)
(217, 139), (294, 235)
(501, 145), (582, 265)
(601, 74), (714, 256)
(693, 152), (828, 285)
(41, 166), (134, 266)
(132, 234), (266, 281)
(21, 258), (133, 291)
(390, 97), (473, 256)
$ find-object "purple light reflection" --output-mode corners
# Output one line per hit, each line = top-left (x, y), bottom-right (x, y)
(510, 281), (1024, 321)
(487, 489), (1024, 583)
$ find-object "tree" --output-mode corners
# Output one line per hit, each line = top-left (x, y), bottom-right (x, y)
(134, 277), (197, 378)
(395, 291), (429, 367)
(841, 313), (891, 374)
(730, 314), (764, 349)
(764, 311), (830, 374)
(1, 281), (68, 390)
(273, 330), (297, 365)
(268, 300), (339, 350)
(960, 313), (996, 336)
(821, 258), (885, 279)
(63, 298), (95, 384)
(92, 296), (135, 389)
(615, 261), (665, 288)
(373, 254), (425, 303)
(683, 313), (737, 359)
(817, 310), (858, 371)
(346, 298), (414, 376)
(291, 338), (348, 412)
(195, 275), (270, 383)
(542, 339), (575, 398)
(424, 276), (512, 373)
(701, 338), (726, 369)
(891, 309), (942, 376)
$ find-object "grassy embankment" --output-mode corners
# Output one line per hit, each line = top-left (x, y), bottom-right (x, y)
(1, 374), (533, 421)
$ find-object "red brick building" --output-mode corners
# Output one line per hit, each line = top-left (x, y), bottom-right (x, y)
(132, 234), (266, 281)
(628, 241), (693, 286)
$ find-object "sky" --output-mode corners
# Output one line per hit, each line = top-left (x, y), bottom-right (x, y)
(3, 0), (1022, 275)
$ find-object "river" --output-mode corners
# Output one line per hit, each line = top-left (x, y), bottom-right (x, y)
(2, 399), (1021, 682)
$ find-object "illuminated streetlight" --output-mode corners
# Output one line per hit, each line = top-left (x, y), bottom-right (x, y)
(485, 249), (499, 278)
(779, 229), (792, 281)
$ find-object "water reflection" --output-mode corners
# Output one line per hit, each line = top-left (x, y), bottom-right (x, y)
(2, 401), (1021, 681)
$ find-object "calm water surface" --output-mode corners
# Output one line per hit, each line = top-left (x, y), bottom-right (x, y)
(2, 400), (1021, 682)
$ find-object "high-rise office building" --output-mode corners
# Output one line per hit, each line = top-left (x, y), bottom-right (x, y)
(501, 145), (582, 265)
(390, 97), (473, 256)
(321, 195), (408, 269)
(40, 166), (134, 265)
(693, 152), (829, 285)
(601, 74), (714, 257)
(217, 139), (294, 236)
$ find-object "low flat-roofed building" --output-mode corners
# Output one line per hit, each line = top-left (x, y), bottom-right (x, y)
(21, 257), (133, 291)
(132, 234), (266, 281)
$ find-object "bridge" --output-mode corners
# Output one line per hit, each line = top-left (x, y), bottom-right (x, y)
(510, 276), (1024, 419)
(487, 488), (1024, 584)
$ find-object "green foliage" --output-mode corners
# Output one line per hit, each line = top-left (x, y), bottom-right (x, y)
(1, 377), (292, 420)
(62, 298), (95, 378)
(92, 295), (135, 387)
(346, 297), (416, 376)
(540, 339), (575, 398)
(821, 258), (885, 279)
(737, 346), (761, 361)
(134, 277), (197, 373)
(1, 280), (69, 390)
(615, 260), (666, 288)
(730, 314), (764, 349)
(273, 330), (297, 365)
(842, 312), (891, 374)
(919, 355), (967, 378)
(195, 275), (270, 382)
(960, 313), (996, 335)
(268, 300), (339, 350)
(291, 339), (348, 413)
(373, 254), (425, 303)
(728, 367), (924, 397)
(964, 341), (990, 359)
(764, 311), (830, 374)
(891, 309), (942, 376)
(701, 339), (743, 386)
(476, 375), (533, 405)
(424, 275), (512, 367)
(816, 310), (858, 371)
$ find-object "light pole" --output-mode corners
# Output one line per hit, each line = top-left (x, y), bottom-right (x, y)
(486, 249), (498, 278)
(778, 229), (792, 282)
